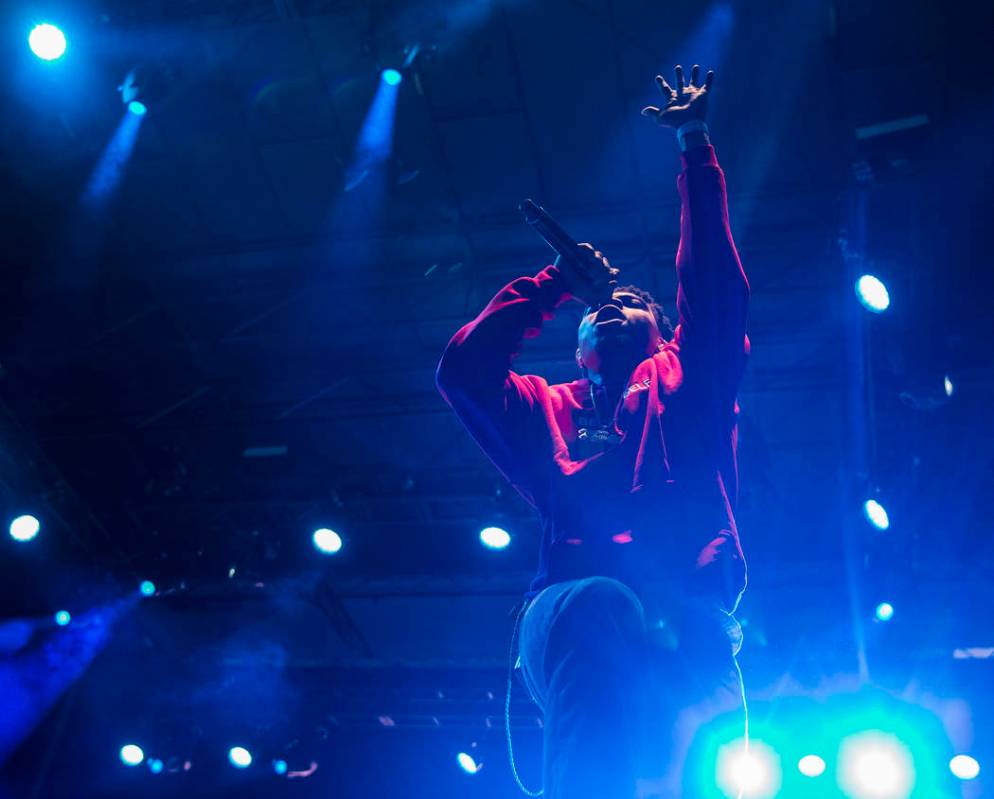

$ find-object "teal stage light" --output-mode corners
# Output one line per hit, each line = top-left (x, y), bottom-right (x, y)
(9, 514), (40, 542)
(856, 274), (890, 312)
(29, 23), (67, 61)
(480, 526), (511, 550)
(313, 528), (343, 554)
(120, 744), (144, 766)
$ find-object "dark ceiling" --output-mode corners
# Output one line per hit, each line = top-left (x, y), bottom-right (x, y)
(1, 0), (992, 796)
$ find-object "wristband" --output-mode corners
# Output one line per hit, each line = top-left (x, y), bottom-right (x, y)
(676, 119), (709, 150)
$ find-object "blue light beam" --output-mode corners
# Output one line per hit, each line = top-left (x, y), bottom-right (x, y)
(345, 75), (401, 191)
(81, 109), (146, 213)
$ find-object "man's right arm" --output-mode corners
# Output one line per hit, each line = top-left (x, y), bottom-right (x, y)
(435, 265), (572, 506)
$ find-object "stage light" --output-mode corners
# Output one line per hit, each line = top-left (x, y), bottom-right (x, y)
(312, 528), (343, 554)
(54, 610), (71, 626)
(28, 23), (66, 61)
(139, 580), (156, 596)
(9, 514), (40, 542)
(457, 752), (482, 774)
(148, 758), (164, 774)
(798, 754), (826, 777)
(949, 754), (979, 780)
(382, 68), (403, 85)
(229, 746), (252, 768)
(875, 602), (894, 622)
(944, 376), (954, 397)
(856, 274), (890, 313)
(838, 731), (914, 799)
(273, 759), (288, 775)
(480, 526), (510, 550)
(863, 499), (890, 530)
(128, 101), (147, 116)
(716, 739), (781, 798)
(120, 744), (144, 766)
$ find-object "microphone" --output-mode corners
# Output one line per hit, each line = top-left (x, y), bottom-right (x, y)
(519, 199), (580, 260)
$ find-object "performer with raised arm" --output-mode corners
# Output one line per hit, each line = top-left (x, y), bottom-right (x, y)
(436, 64), (750, 799)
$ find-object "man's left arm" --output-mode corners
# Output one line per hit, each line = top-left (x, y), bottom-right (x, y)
(644, 65), (750, 420)
(673, 141), (750, 390)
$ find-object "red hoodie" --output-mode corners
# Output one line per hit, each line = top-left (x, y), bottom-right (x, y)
(436, 145), (749, 615)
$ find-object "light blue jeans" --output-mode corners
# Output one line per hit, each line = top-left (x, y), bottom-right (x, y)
(517, 577), (744, 799)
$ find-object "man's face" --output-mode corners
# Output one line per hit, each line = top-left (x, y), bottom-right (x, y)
(577, 290), (661, 375)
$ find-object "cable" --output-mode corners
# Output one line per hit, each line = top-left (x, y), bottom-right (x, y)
(505, 599), (543, 796)
(733, 653), (749, 799)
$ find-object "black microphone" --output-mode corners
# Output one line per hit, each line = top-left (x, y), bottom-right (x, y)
(519, 199), (580, 260)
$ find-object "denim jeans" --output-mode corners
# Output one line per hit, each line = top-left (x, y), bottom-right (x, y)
(517, 577), (744, 799)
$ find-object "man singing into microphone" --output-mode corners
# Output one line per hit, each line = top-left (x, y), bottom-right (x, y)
(436, 65), (749, 799)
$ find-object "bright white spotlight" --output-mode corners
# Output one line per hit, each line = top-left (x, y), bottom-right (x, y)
(875, 602), (894, 622)
(54, 610), (71, 626)
(949, 754), (980, 780)
(312, 528), (343, 554)
(856, 274), (890, 312)
(28, 24), (67, 61)
(479, 526), (510, 550)
(798, 754), (826, 777)
(139, 580), (156, 597)
(382, 68), (403, 85)
(944, 376), (954, 397)
(838, 731), (914, 799)
(457, 752), (482, 774)
(863, 499), (890, 530)
(716, 740), (781, 798)
(229, 746), (252, 768)
(9, 514), (40, 542)
(119, 744), (145, 766)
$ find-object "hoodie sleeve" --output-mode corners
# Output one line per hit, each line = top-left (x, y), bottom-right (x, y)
(672, 145), (750, 465)
(435, 265), (573, 507)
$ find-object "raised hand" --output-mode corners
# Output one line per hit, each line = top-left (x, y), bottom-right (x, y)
(554, 243), (619, 307)
(640, 64), (714, 129)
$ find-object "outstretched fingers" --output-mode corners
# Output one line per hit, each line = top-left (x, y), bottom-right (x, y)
(655, 74), (675, 97)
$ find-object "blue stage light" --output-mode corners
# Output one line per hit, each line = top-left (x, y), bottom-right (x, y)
(715, 739), (781, 798)
(875, 602), (894, 622)
(312, 528), (343, 554)
(798, 754), (826, 777)
(949, 754), (979, 780)
(273, 758), (288, 775)
(856, 274), (890, 312)
(229, 746), (252, 768)
(128, 101), (147, 116)
(148, 757), (164, 774)
(120, 744), (144, 766)
(54, 610), (71, 626)
(457, 752), (482, 774)
(9, 514), (40, 542)
(382, 69), (403, 85)
(139, 580), (156, 597)
(838, 731), (914, 799)
(863, 499), (890, 530)
(944, 376), (954, 397)
(28, 23), (67, 61)
(479, 526), (511, 550)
